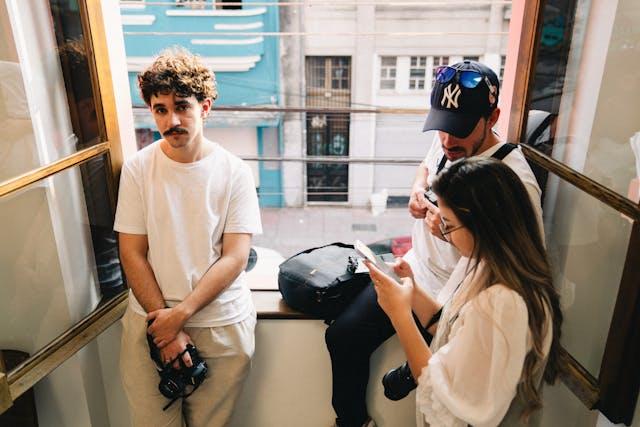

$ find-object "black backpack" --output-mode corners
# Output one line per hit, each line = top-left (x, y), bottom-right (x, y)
(278, 242), (371, 321)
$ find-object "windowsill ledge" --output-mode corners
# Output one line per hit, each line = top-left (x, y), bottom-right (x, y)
(251, 290), (317, 320)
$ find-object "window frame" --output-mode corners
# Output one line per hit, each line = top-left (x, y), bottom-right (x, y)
(379, 56), (397, 90)
(408, 55), (427, 90)
(0, 0), (128, 413)
(507, 0), (640, 423)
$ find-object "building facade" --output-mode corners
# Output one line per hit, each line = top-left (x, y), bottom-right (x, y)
(280, 2), (510, 207)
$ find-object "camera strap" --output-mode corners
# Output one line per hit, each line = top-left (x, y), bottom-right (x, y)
(161, 346), (207, 411)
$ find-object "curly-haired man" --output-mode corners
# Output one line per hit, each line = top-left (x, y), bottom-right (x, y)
(115, 48), (262, 427)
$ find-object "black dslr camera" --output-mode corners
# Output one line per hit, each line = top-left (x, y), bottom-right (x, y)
(147, 323), (208, 410)
(382, 361), (416, 401)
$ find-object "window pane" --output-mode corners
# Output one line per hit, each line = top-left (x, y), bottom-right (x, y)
(216, 0), (242, 9)
(380, 80), (395, 90)
(526, 0), (640, 202)
(380, 56), (396, 90)
(330, 56), (350, 90)
(306, 57), (326, 88)
(544, 176), (633, 375)
(0, 0), (103, 183)
(306, 113), (349, 202)
(0, 155), (124, 358)
(381, 56), (396, 66)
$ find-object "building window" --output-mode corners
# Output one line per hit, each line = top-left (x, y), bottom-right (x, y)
(431, 55), (449, 87)
(175, 0), (206, 8)
(216, 0), (242, 9)
(331, 57), (350, 90)
(409, 56), (427, 90)
(499, 55), (506, 85)
(463, 55), (480, 62)
(306, 57), (351, 92)
(379, 56), (397, 90)
(307, 57), (327, 89)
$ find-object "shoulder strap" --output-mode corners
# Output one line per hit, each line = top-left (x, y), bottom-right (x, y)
(426, 307), (442, 329)
(437, 143), (517, 172)
(491, 142), (518, 161)
(436, 155), (448, 174)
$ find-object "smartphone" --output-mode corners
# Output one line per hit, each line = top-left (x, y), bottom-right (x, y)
(423, 188), (438, 207)
(354, 240), (401, 283)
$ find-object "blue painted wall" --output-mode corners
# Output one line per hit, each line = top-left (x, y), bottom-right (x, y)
(122, 0), (280, 108)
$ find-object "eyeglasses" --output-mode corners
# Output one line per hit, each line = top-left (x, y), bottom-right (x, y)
(435, 66), (493, 91)
(439, 221), (464, 242)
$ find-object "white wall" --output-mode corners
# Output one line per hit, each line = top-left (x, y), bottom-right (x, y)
(97, 315), (417, 427)
(204, 126), (260, 186)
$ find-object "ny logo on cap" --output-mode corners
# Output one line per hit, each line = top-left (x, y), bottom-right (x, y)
(441, 84), (461, 109)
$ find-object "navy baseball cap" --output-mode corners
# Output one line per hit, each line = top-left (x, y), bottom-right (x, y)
(423, 60), (500, 138)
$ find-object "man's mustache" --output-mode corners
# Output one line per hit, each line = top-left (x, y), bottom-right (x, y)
(163, 127), (188, 136)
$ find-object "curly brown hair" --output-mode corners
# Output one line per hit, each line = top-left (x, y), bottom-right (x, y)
(138, 47), (217, 105)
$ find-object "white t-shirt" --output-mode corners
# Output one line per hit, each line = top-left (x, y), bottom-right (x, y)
(404, 136), (543, 297)
(114, 141), (263, 327)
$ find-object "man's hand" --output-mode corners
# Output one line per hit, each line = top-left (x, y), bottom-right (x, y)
(408, 186), (428, 219)
(160, 330), (194, 369)
(391, 258), (415, 280)
(424, 201), (446, 241)
(147, 307), (189, 349)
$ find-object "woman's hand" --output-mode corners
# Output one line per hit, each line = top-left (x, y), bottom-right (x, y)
(365, 260), (414, 320)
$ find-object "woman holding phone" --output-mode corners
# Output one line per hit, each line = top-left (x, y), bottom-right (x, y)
(365, 158), (563, 426)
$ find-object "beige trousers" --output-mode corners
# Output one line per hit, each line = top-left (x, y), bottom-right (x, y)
(120, 307), (256, 427)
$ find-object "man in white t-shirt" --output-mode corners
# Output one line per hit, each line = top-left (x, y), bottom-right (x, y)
(325, 60), (542, 427)
(115, 48), (262, 427)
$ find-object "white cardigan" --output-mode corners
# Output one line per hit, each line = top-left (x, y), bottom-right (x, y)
(416, 284), (552, 427)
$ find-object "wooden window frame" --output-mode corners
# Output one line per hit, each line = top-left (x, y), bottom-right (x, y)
(0, 0), (128, 415)
(507, 1), (640, 424)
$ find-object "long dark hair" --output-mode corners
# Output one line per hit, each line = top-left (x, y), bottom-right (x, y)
(431, 157), (563, 420)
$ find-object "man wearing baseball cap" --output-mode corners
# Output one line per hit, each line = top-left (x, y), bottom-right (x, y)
(324, 60), (543, 427)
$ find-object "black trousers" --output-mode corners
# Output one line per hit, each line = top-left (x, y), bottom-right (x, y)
(325, 284), (396, 427)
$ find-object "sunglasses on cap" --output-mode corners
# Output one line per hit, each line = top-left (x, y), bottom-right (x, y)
(435, 66), (493, 90)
